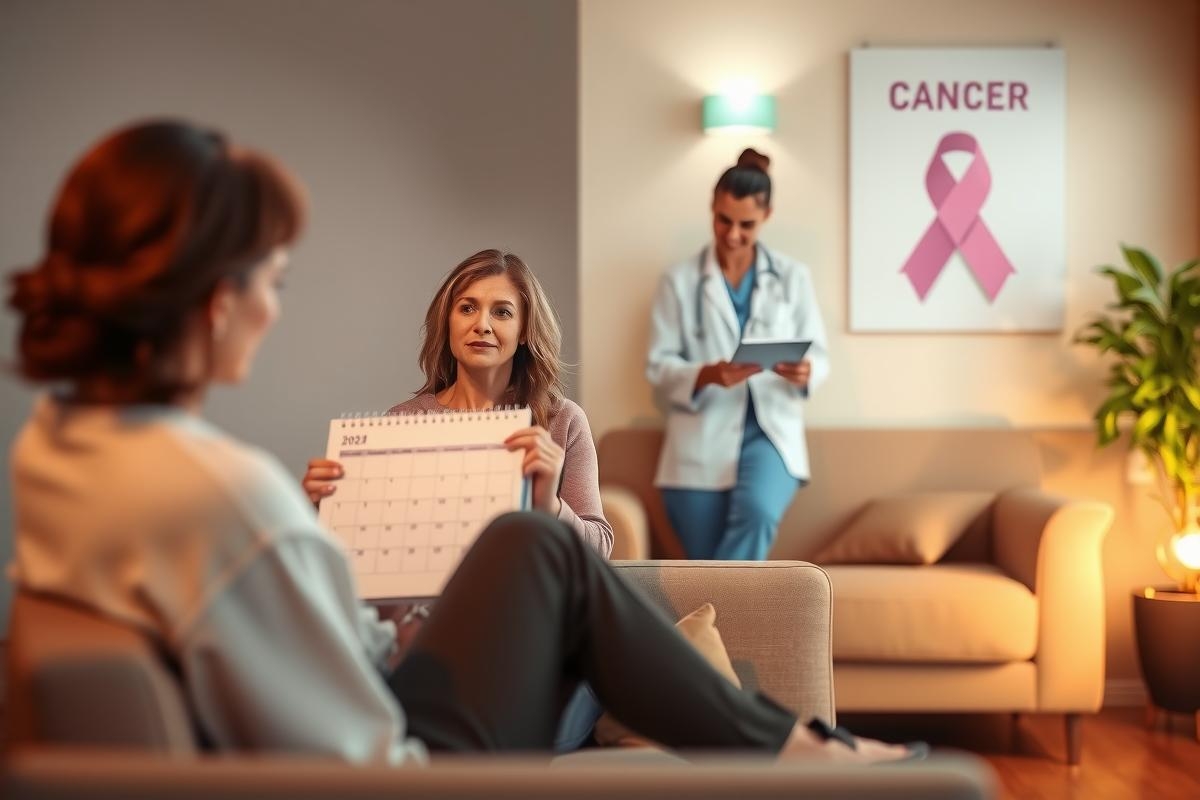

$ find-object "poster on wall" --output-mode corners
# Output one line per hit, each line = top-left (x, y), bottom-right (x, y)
(849, 47), (1065, 332)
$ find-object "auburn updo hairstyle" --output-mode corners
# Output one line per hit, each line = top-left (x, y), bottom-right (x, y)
(8, 120), (305, 400)
(713, 147), (772, 208)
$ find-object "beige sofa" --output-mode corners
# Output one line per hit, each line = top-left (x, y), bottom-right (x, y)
(597, 428), (1114, 765)
(2, 562), (995, 799)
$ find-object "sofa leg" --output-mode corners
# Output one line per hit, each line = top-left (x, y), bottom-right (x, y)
(1065, 713), (1082, 765)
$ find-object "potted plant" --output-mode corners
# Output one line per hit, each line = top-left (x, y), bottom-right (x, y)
(1076, 245), (1200, 591)
(1075, 244), (1200, 723)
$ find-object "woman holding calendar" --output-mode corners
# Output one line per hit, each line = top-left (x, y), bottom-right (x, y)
(301, 248), (613, 559)
(303, 247), (613, 751)
(647, 148), (830, 561)
(7, 120), (916, 765)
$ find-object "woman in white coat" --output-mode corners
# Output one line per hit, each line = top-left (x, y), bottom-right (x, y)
(646, 149), (829, 560)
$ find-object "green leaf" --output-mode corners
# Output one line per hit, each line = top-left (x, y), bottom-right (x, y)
(1183, 383), (1200, 413)
(1131, 356), (1158, 381)
(1102, 335), (1142, 358)
(1072, 320), (1106, 345)
(1169, 275), (1200, 312)
(1160, 330), (1179, 362)
(1168, 258), (1200, 301)
(1097, 266), (1144, 302)
(1123, 317), (1158, 341)
(1134, 407), (1165, 440)
(1164, 409), (1179, 444)
(1133, 375), (1173, 404)
(1175, 402), (1200, 430)
(1124, 286), (1165, 316)
(1122, 244), (1164, 288)
(1098, 410), (1119, 445)
(1094, 392), (1135, 446)
(1160, 444), (1179, 482)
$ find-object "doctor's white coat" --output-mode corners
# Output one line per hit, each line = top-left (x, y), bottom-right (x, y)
(645, 245), (830, 490)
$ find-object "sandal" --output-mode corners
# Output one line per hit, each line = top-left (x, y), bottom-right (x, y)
(806, 717), (930, 763)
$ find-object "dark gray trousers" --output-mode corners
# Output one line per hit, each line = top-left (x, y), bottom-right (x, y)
(388, 511), (796, 753)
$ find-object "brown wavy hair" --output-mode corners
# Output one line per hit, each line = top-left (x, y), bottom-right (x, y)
(7, 119), (305, 401)
(417, 249), (564, 427)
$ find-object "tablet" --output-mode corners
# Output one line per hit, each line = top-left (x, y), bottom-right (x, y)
(730, 338), (811, 370)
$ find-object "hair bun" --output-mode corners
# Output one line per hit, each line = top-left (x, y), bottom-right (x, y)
(8, 261), (104, 381)
(8, 257), (76, 317)
(736, 148), (770, 174)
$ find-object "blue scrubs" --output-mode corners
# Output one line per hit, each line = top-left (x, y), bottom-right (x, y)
(661, 265), (801, 561)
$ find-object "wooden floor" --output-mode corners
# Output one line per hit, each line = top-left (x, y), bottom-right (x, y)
(841, 708), (1200, 799)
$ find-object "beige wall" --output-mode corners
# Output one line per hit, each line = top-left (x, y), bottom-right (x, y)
(0, 0), (578, 629)
(580, 0), (1199, 695)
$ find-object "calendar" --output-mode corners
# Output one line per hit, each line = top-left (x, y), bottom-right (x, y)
(318, 408), (531, 600)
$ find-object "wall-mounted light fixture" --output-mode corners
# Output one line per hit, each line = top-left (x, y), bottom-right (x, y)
(702, 90), (776, 134)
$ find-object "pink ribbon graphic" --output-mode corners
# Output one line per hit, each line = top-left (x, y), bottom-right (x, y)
(900, 132), (1015, 302)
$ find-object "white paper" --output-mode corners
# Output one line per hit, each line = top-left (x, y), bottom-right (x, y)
(317, 408), (531, 600)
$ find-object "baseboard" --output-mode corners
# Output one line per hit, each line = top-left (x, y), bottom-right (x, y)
(1104, 678), (1147, 707)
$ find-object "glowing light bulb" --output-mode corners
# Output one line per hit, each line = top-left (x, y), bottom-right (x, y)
(1171, 531), (1200, 570)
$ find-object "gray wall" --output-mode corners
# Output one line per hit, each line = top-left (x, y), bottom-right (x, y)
(0, 0), (579, 629)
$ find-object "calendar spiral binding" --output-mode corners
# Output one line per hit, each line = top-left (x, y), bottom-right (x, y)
(336, 406), (529, 428)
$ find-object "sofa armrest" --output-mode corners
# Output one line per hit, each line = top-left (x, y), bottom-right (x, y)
(1, 749), (998, 800)
(600, 485), (651, 560)
(992, 488), (1114, 711)
(612, 561), (834, 725)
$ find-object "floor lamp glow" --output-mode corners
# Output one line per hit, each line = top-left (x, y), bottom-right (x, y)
(701, 93), (776, 134)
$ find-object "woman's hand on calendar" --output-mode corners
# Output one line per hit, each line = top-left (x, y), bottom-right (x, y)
(504, 426), (565, 516)
(302, 457), (344, 508)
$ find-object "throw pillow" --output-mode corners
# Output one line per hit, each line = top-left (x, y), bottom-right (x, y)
(816, 491), (995, 565)
(593, 602), (739, 747)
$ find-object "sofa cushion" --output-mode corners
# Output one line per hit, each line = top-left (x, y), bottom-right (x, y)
(674, 602), (741, 686)
(815, 492), (994, 565)
(825, 564), (1037, 663)
(593, 603), (738, 747)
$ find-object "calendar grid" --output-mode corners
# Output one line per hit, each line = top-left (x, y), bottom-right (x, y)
(317, 409), (531, 599)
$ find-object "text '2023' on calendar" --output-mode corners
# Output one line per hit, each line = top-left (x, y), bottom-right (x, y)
(318, 407), (531, 600)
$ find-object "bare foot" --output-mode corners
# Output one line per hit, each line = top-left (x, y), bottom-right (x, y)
(779, 722), (912, 765)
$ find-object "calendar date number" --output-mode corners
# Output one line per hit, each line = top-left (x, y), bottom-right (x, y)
(341, 434), (368, 446)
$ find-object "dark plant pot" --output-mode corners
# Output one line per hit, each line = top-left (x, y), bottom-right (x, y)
(1132, 588), (1200, 713)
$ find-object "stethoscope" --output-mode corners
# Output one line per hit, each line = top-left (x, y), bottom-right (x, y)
(694, 243), (788, 340)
